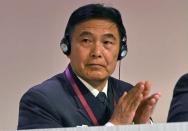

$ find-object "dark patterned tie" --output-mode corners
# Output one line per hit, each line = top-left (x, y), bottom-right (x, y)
(96, 92), (110, 125)
(97, 92), (107, 105)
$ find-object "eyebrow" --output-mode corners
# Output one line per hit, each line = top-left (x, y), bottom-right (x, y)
(103, 33), (116, 40)
(79, 31), (116, 40)
(79, 31), (92, 37)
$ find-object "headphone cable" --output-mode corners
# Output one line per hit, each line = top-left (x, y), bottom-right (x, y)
(119, 60), (121, 80)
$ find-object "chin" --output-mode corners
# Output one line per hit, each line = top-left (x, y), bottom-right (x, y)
(86, 72), (108, 81)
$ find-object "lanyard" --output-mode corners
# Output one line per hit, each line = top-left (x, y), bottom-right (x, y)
(64, 67), (99, 126)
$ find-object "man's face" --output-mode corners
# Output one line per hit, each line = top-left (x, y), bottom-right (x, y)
(68, 19), (120, 83)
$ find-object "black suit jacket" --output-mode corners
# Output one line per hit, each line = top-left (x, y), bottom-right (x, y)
(167, 73), (188, 122)
(17, 66), (133, 129)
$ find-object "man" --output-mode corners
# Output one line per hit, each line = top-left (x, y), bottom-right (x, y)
(167, 73), (188, 122)
(17, 4), (161, 129)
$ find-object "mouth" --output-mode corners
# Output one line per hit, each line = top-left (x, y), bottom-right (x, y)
(87, 64), (105, 68)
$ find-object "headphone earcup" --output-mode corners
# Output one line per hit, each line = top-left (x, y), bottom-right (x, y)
(118, 41), (127, 60)
(60, 37), (71, 55)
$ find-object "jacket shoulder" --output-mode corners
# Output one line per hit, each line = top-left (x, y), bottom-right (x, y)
(109, 77), (133, 97)
(18, 73), (74, 129)
(173, 73), (188, 96)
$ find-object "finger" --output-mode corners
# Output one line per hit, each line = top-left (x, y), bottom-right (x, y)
(146, 92), (161, 105)
(134, 98), (157, 124)
(120, 81), (146, 115)
(133, 92), (161, 124)
(144, 96), (160, 117)
(118, 91), (127, 104)
(135, 81), (145, 90)
(129, 93), (144, 111)
(123, 82), (145, 106)
(123, 90), (144, 112)
(152, 93), (161, 102)
(138, 92), (161, 113)
(143, 81), (151, 98)
(125, 81), (145, 99)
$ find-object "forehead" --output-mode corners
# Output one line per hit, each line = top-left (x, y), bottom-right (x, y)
(72, 19), (119, 37)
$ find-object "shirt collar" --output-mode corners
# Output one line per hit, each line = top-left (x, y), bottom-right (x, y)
(77, 76), (108, 97)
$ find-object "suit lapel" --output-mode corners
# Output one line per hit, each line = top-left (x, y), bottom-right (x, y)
(66, 65), (94, 125)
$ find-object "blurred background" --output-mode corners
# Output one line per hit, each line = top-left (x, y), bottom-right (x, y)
(0, 0), (187, 129)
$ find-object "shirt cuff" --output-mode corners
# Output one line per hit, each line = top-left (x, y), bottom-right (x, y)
(149, 119), (153, 124)
(105, 122), (114, 126)
(105, 119), (153, 126)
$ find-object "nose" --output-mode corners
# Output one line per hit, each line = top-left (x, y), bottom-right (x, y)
(90, 43), (102, 58)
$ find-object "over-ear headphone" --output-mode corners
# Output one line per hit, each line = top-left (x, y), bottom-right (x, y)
(118, 36), (127, 60)
(60, 34), (71, 55)
(60, 34), (127, 60)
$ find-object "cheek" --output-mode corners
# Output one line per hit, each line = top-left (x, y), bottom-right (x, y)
(104, 50), (119, 70)
(106, 48), (119, 62)
(70, 46), (89, 64)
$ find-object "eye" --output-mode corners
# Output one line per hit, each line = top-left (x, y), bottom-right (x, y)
(103, 41), (113, 45)
(81, 38), (92, 44)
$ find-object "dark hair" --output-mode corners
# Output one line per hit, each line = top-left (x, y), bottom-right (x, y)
(61, 3), (128, 60)
(64, 3), (126, 42)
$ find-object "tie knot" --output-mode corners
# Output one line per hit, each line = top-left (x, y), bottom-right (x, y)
(97, 92), (107, 103)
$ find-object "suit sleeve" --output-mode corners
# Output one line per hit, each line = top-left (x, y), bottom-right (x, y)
(17, 88), (62, 129)
(167, 73), (188, 122)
